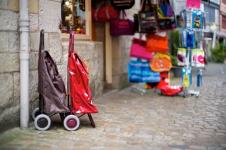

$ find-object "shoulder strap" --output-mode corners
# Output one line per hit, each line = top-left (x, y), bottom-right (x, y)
(39, 29), (45, 53)
(141, 0), (153, 11)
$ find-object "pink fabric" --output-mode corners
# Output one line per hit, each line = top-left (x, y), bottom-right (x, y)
(186, 0), (201, 9)
(130, 38), (153, 60)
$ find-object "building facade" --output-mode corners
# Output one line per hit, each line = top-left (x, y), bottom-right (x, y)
(0, 0), (140, 131)
(220, 0), (226, 33)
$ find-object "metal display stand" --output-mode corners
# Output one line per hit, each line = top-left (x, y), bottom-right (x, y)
(180, 8), (206, 97)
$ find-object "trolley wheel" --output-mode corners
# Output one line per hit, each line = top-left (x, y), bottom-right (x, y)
(32, 107), (40, 120)
(34, 114), (51, 131)
(88, 114), (96, 128)
(63, 115), (80, 131)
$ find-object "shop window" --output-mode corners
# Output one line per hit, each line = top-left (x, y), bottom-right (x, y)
(60, 0), (92, 40)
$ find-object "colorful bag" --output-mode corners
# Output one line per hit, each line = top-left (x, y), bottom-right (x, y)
(92, 1), (119, 22)
(128, 58), (160, 83)
(182, 29), (195, 48)
(130, 38), (153, 60)
(150, 53), (172, 72)
(177, 48), (186, 66)
(111, 0), (135, 10)
(192, 10), (204, 29)
(110, 11), (134, 36)
(157, 0), (176, 30)
(186, 0), (201, 9)
(182, 67), (192, 88)
(137, 0), (158, 33)
(192, 49), (205, 68)
(146, 34), (169, 53)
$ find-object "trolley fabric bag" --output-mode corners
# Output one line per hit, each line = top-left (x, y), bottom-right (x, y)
(38, 30), (68, 113)
(68, 32), (98, 114)
(111, 0), (135, 10)
(130, 38), (153, 60)
(146, 33), (169, 53)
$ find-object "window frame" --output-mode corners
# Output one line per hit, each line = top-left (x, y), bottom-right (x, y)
(61, 0), (92, 40)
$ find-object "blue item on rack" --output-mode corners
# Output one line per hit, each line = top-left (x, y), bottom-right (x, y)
(196, 69), (202, 87)
(128, 58), (160, 83)
(182, 29), (195, 48)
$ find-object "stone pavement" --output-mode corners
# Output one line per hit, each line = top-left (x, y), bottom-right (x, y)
(0, 63), (226, 150)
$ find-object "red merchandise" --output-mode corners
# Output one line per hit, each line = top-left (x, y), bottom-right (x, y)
(146, 34), (169, 53)
(68, 32), (98, 114)
(92, 1), (119, 22)
(160, 85), (183, 96)
(146, 72), (183, 96)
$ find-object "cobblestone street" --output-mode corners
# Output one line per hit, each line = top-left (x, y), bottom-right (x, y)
(0, 64), (226, 150)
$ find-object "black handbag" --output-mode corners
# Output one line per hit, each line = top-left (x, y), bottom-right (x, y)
(110, 0), (135, 10)
(137, 0), (158, 33)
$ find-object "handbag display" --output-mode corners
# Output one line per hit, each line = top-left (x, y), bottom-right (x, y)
(111, 0), (135, 10)
(137, 0), (158, 33)
(130, 38), (153, 60)
(92, 1), (119, 22)
(150, 53), (172, 72)
(110, 11), (134, 36)
(146, 33), (169, 53)
(156, 0), (176, 30)
(128, 58), (160, 83)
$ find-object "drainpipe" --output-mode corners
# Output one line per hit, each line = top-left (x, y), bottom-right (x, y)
(19, 0), (30, 128)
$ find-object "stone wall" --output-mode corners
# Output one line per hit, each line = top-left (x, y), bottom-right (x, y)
(0, 0), (104, 132)
(0, 0), (20, 132)
(111, 1), (140, 89)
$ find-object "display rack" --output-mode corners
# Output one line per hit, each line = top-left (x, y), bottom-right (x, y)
(179, 8), (206, 97)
